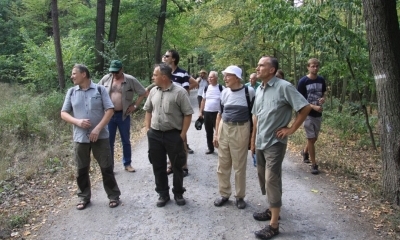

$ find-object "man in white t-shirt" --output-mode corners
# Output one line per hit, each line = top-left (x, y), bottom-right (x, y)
(196, 69), (209, 109)
(199, 71), (224, 154)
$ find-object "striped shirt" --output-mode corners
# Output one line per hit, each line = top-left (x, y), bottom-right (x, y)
(172, 67), (190, 89)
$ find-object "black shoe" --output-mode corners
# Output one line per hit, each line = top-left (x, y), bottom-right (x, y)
(214, 196), (229, 207)
(253, 209), (281, 221)
(187, 145), (194, 154)
(174, 194), (186, 206)
(301, 149), (310, 163)
(254, 225), (279, 239)
(205, 150), (214, 154)
(311, 164), (319, 174)
(183, 168), (189, 177)
(156, 195), (170, 207)
(236, 198), (246, 209)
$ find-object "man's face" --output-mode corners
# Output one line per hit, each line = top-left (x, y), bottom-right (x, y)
(307, 63), (319, 75)
(208, 73), (217, 85)
(200, 72), (206, 79)
(249, 74), (257, 85)
(223, 73), (238, 88)
(70, 68), (84, 85)
(162, 52), (173, 66)
(256, 57), (275, 80)
(152, 67), (162, 85)
(111, 68), (123, 78)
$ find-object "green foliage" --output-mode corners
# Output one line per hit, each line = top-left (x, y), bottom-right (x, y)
(9, 211), (30, 228)
(20, 29), (94, 92)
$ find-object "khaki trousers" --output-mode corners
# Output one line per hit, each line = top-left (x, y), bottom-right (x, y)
(216, 120), (249, 199)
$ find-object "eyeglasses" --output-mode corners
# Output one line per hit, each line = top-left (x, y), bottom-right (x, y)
(163, 55), (170, 58)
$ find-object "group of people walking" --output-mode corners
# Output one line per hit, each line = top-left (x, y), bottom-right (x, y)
(61, 51), (326, 239)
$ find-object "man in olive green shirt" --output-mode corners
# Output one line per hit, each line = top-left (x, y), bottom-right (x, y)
(143, 63), (194, 207)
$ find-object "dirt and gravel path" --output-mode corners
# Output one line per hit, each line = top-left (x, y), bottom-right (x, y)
(36, 91), (381, 240)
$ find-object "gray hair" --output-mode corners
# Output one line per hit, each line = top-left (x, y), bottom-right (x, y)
(73, 64), (90, 79)
(209, 71), (218, 78)
(154, 63), (172, 79)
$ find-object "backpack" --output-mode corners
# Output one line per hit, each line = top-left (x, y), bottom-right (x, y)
(244, 86), (254, 149)
(204, 84), (223, 94)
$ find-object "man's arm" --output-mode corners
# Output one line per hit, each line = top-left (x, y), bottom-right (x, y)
(61, 111), (91, 129)
(250, 115), (257, 154)
(89, 108), (114, 142)
(127, 93), (146, 114)
(199, 98), (206, 118)
(180, 114), (192, 141)
(276, 105), (312, 139)
(145, 111), (152, 132)
(188, 76), (198, 90)
(213, 113), (222, 148)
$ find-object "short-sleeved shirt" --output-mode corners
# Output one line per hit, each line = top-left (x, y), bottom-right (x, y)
(143, 83), (194, 131)
(61, 82), (114, 143)
(98, 73), (146, 120)
(202, 84), (224, 112)
(220, 85), (255, 122)
(197, 78), (209, 96)
(172, 67), (190, 89)
(297, 75), (326, 117)
(252, 77), (309, 149)
(245, 82), (261, 91)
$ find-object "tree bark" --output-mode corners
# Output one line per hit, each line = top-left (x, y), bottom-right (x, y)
(95, 0), (106, 73)
(108, 0), (120, 45)
(362, 0), (400, 205)
(154, 0), (167, 64)
(51, 0), (65, 91)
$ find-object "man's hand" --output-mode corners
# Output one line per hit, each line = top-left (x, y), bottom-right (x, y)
(275, 127), (294, 139)
(127, 105), (137, 114)
(89, 127), (100, 142)
(76, 119), (91, 129)
(318, 97), (325, 105)
(213, 135), (219, 148)
(313, 105), (323, 113)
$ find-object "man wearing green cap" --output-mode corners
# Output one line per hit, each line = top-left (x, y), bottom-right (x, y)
(98, 60), (146, 172)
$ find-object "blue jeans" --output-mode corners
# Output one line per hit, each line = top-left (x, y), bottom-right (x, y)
(252, 153), (257, 167)
(108, 111), (131, 167)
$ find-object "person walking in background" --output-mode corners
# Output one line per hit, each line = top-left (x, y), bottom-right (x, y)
(98, 60), (146, 172)
(250, 56), (311, 239)
(61, 64), (121, 210)
(213, 66), (255, 209)
(199, 71), (224, 154)
(245, 72), (260, 167)
(196, 69), (209, 109)
(297, 58), (326, 174)
(275, 69), (285, 79)
(245, 73), (260, 91)
(143, 63), (193, 207)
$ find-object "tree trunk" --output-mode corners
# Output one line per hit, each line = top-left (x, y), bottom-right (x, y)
(362, 0), (400, 205)
(154, 0), (167, 64)
(51, 0), (65, 91)
(108, 0), (120, 45)
(95, 0), (106, 73)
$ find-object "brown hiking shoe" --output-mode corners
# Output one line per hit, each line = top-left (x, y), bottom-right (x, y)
(125, 165), (136, 172)
(254, 225), (279, 239)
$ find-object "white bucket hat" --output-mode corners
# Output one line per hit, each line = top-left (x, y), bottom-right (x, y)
(222, 65), (242, 80)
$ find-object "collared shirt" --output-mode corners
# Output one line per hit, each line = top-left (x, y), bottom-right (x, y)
(245, 81), (261, 91)
(220, 85), (255, 122)
(197, 78), (209, 96)
(252, 76), (309, 149)
(143, 83), (194, 131)
(61, 82), (114, 143)
(98, 73), (146, 120)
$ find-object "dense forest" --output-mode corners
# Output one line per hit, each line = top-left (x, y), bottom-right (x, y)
(0, 0), (400, 236)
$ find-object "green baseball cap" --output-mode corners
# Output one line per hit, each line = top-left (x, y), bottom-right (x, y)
(109, 60), (122, 72)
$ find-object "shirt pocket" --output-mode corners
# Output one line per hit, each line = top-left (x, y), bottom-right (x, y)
(90, 97), (103, 110)
(163, 102), (176, 114)
(125, 89), (134, 100)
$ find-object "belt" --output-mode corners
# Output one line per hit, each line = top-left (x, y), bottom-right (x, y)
(151, 128), (180, 133)
(224, 121), (247, 126)
(114, 110), (123, 113)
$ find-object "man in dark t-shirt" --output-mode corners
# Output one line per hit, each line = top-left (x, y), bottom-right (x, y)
(297, 58), (326, 175)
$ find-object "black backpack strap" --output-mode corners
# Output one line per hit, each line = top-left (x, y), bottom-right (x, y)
(218, 84), (223, 92)
(204, 85), (208, 94)
(244, 86), (253, 126)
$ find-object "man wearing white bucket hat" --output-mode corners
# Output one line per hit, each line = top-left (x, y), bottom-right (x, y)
(213, 65), (255, 209)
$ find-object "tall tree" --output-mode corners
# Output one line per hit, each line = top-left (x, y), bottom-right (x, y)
(154, 0), (167, 63)
(108, 0), (120, 45)
(95, 0), (106, 73)
(51, 0), (65, 90)
(362, 0), (400, 205)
